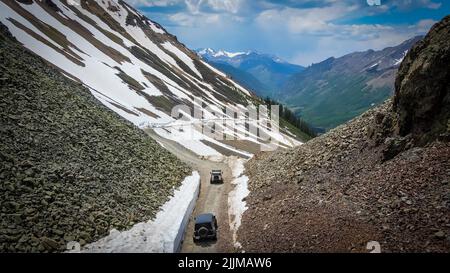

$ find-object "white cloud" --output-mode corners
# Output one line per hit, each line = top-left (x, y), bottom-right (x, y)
(255, 5), (392, 40)
(131, 0), (444, 68)
(289, 23), (424, 66)
(126, 0), (180, 7)
(250, 2), (433, 66)
(415, 18), (437, 32)
(388, 0), (442, 10)
(127, 0), (245, 13)
(168, 11), (220, 27)
(206, 0), (243, 13)
(256, 8), (329, 35)
(185, 0), (202, 14)
(163, 0), (245, 26)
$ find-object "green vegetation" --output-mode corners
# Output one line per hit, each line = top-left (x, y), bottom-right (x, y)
(263, 97), (317, 139)
(284, 73), (392, 130)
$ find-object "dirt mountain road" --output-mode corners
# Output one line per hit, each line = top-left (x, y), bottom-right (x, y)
(145, 129), (235, 252)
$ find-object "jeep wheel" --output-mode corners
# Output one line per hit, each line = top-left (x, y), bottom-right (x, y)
(198, 227), (208, 238)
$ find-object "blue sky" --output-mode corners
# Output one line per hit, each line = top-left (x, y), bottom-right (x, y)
(127, 0), (450, 66)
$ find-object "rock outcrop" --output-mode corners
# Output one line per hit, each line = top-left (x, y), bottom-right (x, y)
(0, 23), (191, 252)
(393, 15), (450, 142)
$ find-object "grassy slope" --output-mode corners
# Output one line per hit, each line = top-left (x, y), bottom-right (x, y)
(286, 73), (392, 130)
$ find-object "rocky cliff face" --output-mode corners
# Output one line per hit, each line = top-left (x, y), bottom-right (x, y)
(238, 16), (450, 253)
(393, 16), (450, 142)
(368, 15), (450, 160)
(0, 23), (191, 252)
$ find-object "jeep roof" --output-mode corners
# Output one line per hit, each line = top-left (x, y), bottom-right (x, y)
(211, 170), (222, 174)
(195, 213), (214, 224)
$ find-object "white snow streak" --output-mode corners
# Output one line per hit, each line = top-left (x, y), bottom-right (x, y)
(161, 41), (203, 79)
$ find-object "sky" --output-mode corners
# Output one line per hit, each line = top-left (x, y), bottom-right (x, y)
(127, 0), (450, 66)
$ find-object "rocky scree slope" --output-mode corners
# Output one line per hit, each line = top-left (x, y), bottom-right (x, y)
(238, 16), (450, 252)
(0, 23), (191, 253)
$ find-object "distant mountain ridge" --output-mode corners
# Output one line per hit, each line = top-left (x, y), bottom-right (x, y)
(196, 48), (304, 97)
(279, 36), (423, 130)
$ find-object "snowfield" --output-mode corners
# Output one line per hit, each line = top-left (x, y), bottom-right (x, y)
(79, 171), (200, 253)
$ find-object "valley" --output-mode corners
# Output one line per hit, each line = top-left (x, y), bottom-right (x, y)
(0, 0), (448, 254)
(198, 37), (423, 132)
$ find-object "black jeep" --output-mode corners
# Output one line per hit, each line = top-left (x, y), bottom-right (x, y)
(210, 170), (223, 184)
(193, 213), (218, 242)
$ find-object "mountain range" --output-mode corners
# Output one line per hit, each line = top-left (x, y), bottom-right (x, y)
(280, 36), (423, 130)
(198, 37), (422, 131)
(196, 48), (304, 98)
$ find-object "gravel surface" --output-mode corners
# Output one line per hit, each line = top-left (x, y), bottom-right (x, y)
(239, 101), (449, 252)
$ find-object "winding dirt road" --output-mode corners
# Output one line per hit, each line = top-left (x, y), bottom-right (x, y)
(145, 129), (234, 253)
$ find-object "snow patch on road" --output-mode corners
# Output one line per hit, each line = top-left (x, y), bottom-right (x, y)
(227, 157), (250, 249)
(80, 171), (200, 253)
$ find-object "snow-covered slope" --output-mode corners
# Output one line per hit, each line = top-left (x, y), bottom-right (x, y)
(0, 0), (301, 156)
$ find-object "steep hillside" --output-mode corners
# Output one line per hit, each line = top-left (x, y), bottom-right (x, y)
(281, 36), (422, 130)
(238, 16), (450, 252)
(197, 48), (304, 98)
(0, 0), (302, 156)
(205, 61), (269, 96)
(0, 22), (191, 252)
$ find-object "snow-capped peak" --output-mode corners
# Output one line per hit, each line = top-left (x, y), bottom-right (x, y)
(213, 50), (247, 58)
(197, 48), (291, 64)
(198, 48), (215, 55)
(197, 48), (251, 58)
